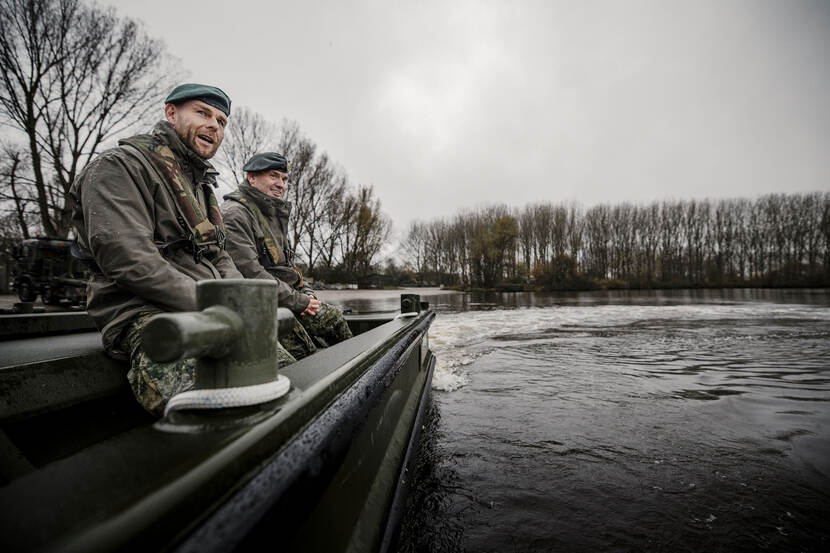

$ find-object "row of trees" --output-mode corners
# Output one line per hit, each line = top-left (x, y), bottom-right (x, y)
(0, 0), (390, 283)
(403, 193), (830, 289)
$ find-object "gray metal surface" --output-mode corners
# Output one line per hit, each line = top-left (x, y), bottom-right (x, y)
(0, 312), (96, 340)
(0, 332), (103, 368)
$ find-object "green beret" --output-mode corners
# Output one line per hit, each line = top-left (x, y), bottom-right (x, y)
(164, 83), (231, 116)
(243, 152), (290, 173)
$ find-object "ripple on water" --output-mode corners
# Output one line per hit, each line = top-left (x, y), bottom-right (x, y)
(415, 297), (830, 552)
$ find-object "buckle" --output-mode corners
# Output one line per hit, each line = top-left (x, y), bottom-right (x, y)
(215, 225), (227, 250)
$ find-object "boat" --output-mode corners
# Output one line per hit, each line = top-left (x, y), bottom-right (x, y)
(0, 280), (436, 552)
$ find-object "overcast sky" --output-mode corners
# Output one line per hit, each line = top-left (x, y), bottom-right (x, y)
(106, 0), (830, 238)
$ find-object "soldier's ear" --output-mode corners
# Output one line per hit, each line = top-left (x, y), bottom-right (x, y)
(164, 103), (177, 125)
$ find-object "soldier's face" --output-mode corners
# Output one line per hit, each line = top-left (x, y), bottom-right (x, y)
(164, 100), (227, 159)
(248, 170), (289, 199)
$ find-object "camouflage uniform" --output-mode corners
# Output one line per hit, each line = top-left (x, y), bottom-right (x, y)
(280, 315), (317, 360)
(279, 302), (355, 358)
(120, 314), (296, 416)
(222, 182), (353, 357)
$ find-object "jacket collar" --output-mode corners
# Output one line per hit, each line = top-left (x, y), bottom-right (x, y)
(239, 182), (292, 217)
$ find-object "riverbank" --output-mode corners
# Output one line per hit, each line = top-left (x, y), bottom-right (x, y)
(445, 282), (830, 293)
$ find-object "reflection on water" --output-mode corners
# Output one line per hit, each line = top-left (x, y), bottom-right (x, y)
(331, 288), (830, 552)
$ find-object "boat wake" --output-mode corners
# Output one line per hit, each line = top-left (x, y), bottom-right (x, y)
(429, 308), (561, 392)
(428, 302), (830, 393)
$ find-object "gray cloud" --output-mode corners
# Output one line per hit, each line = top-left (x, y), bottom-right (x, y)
(107, 0), (830, 235)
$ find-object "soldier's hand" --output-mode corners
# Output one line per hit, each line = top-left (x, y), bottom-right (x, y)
(301, 297), (321, 317)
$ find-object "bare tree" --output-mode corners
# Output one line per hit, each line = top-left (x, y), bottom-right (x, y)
(821, 193), (830, 277)
(465, 206), (516, 287)
(533, 203), (553, 265)
(215, 107), (277, 191)
(0, 143), (35, 238)
(638, 202), (660, 285)
(517, 206), (534, 278)
(275, 125), (353, 275)
(0, 0), (176, 237)
(449, 215), (471, 286)
(402, 221), (428, 283)
(583, 204), (611, 280)
(310, 171), (350, 272)
(340, 186), (391, 280)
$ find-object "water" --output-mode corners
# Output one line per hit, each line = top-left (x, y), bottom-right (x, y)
(327, 288), (830, 552)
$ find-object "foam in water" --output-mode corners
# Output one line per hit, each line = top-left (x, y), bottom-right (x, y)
(428, 302), (830, 393)
(429, 307), (562, 392)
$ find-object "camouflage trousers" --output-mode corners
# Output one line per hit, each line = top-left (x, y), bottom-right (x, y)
(120, 314), (296, 416)
(278, 302), (353, 360)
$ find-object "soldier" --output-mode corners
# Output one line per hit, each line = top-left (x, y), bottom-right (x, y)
(222, 152), (353, 357)
(70, 84), (296, 415)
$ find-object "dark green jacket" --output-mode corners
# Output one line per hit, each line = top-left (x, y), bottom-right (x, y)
(70, 121), (242, 356)
(221, 183), (314, 313)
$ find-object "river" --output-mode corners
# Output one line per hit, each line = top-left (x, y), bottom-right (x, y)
(323, 288), (830, 553)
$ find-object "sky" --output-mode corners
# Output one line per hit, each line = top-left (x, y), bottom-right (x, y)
(105, 0), (830, 239)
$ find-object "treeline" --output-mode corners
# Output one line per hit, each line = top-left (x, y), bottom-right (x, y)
(0, 0), (390, 283)
(403, 193), (830, 290)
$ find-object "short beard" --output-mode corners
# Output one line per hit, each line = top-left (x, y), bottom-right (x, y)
(182, 127), (218, 160)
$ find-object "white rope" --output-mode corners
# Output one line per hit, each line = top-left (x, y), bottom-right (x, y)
(164, 374), (291, 416)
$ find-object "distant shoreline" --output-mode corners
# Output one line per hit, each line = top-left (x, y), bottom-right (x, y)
(315, 287), (461, 303)
(442, 284), (830, 293)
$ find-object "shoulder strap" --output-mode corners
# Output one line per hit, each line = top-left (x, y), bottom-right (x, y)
(223, 193), (305, 288)
(122, 137), (225, 249)
(223, 193), (283, 265)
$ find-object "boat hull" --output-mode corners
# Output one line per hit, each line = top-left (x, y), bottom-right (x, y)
(0, 308), (436, 553)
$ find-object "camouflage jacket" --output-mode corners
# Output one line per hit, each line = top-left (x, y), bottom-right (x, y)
(70, 121), (242, 357)
(221, 183), (314, 313)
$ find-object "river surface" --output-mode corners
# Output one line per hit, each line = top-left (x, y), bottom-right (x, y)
(322, 288), (830, 553)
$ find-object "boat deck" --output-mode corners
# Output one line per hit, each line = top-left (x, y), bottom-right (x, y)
(0, 305), (436, 553)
